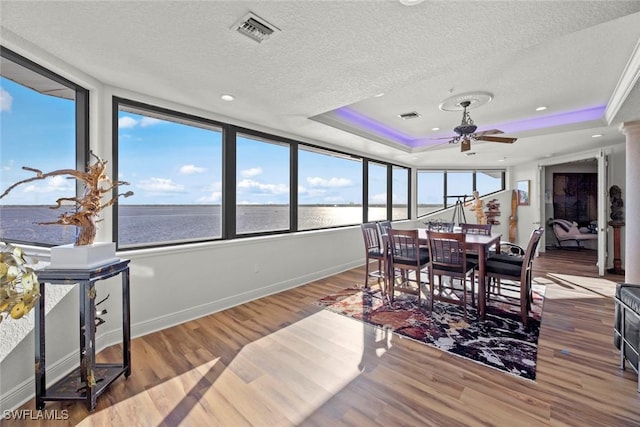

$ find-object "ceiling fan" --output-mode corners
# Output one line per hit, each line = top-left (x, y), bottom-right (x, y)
(436, 101), (517, 152)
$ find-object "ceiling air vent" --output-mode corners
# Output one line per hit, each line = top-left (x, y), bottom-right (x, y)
(233, 12), (280, 43)
(398, 111), (421, 120)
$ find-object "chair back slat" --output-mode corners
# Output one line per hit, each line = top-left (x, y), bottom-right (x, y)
(519, 227), (545, 284)
(427, 231), (466, 271)
(361, 222), (382, 252)
(377, 220), (392, 240)
(388, 229), (418, 260)
(460, 223), (492, 235)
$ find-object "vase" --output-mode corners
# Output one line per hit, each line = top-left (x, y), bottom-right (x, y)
(50, 242), (119, 269)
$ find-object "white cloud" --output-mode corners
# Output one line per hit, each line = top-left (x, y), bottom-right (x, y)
(306, 176), (352, 188)
(137, 177), (184, 192)
(238, 179), (288, 194)
(2, 159), (15, 171)
(371, 192), (387, 203)
(241, 167), (263, 178)
(180, 164), (206, 175)
(140, 117), (163, 127)
(0, 87), (12, 112)
(23, 175), (74, 194)
(118, 116), (138, 129)
(118, 115), (163, 129)
(198, 191), (222, 203)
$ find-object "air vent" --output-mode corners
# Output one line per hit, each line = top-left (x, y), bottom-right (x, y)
(398, 111), (421, 120)
(233, 12), (280, 43)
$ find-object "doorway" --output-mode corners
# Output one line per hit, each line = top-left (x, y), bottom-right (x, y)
(538, 153), (608, 276)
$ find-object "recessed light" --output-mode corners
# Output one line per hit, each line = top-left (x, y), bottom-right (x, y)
(592, 134), (603, 138)
(498, 158), (505, 162)
(535, 106), (547, 111)
(431, 127), (440, 131)
(374, 93), (384, 98)
(221, 94), (235, 101)
(465, 152), (476, 156)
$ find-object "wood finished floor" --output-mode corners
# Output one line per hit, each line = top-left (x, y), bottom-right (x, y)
(7, 248), (639, 426)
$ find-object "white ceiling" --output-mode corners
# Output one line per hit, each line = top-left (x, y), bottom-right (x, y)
(1, 1), (639, 168)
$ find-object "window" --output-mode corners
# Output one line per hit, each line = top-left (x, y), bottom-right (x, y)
(392, 166), (409, 220)
(298, 147), (362, 230)
(0, 47), (87, 246)
(417, 171), (444, 216)
(367, 161), (387, 222)
(417, 169), (505, 217)
(236, 134), (290, 234)
(446, 171), (473, 203)
(116, 100), (223, 247)
(476, 170), (503, 195)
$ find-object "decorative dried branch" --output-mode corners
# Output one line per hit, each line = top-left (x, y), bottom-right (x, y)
(0, 152), (133, 245)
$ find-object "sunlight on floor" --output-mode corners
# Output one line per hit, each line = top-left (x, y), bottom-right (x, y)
(79, 310), (391, 425)
(540, 273), (618, 299)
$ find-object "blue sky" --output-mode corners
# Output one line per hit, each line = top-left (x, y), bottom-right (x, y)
(1, 76), (404, 205)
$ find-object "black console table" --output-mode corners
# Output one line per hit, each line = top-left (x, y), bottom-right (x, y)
(34, 259), (131, 411)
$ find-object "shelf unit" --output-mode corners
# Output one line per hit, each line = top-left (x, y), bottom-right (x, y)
(34, 259), (131, 411)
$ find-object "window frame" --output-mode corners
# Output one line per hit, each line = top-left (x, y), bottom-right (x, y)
(0, 46), (89, 247)
(416, 169), (505, 219)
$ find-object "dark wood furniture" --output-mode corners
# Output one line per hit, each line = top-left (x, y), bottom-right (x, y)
(425, 231), (477, 320)
(387, 228), (430, 304)
(419, 229), (501, 320)
(34, 259), (131, 411)
(360, 222), (385, 291)
(484, 228), (544, 326)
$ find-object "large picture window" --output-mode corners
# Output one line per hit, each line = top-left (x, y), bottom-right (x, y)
(417, 171), (445, 216)
(392, 165), (409, 220)
(236, 134), (290, 234)
(417, 169), (505, 217)
(0, 48), (87, 246)
(116, 101), (223, 247)
(367, 161), (387, 222)
(298, 147), (362, 230)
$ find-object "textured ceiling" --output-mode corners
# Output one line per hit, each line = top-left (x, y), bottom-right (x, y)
(1, 1), (639, 167)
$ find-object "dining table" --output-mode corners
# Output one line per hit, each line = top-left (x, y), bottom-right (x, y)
(418, 228), (502, 321)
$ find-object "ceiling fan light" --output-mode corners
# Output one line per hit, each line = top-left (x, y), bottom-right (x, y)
(454, 124), (477, 135)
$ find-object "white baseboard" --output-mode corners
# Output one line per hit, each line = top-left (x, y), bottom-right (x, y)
(0, 259), (360, 411)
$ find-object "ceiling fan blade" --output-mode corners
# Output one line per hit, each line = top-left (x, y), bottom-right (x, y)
(474, 129), (504, 137)
(461, 138), (471, 152)
(476, 135), (517, 144)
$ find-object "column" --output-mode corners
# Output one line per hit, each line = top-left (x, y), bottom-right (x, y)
(621, 120), (640, 283)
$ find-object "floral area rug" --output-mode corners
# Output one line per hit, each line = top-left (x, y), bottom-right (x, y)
(315, 282), (545, 381)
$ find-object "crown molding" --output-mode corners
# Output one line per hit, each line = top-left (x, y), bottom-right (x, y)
(605, 37), (640, 125)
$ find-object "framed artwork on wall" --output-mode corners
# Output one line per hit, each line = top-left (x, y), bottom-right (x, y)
(517, 180), (530, 206)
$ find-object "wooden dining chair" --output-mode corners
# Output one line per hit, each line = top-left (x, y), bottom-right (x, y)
(387, 228), (429, 305)
(460, 223), (493, 261)
(460, 223), (492, 235)
(360, 222), (385, 293)
(426, 231), (478, 320)
(483, 227), (544, 326)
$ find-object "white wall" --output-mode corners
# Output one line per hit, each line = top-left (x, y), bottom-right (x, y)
(0, 226), (366, 410)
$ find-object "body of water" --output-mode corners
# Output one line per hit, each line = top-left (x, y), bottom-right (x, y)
(0, 205), (409, 247)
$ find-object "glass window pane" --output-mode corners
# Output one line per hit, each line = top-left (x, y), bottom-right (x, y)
(117, 106), (222, 247)
(236, 134), (290, 234)
(298, 147), (362, 229)
(417, 171), (444, 216)
(0, 67), (77, 246)
(392, 166), (409, 220)
(446, 171), (473, 204)
(476, 170), (503, 195)
(368, 162), (387, 222)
